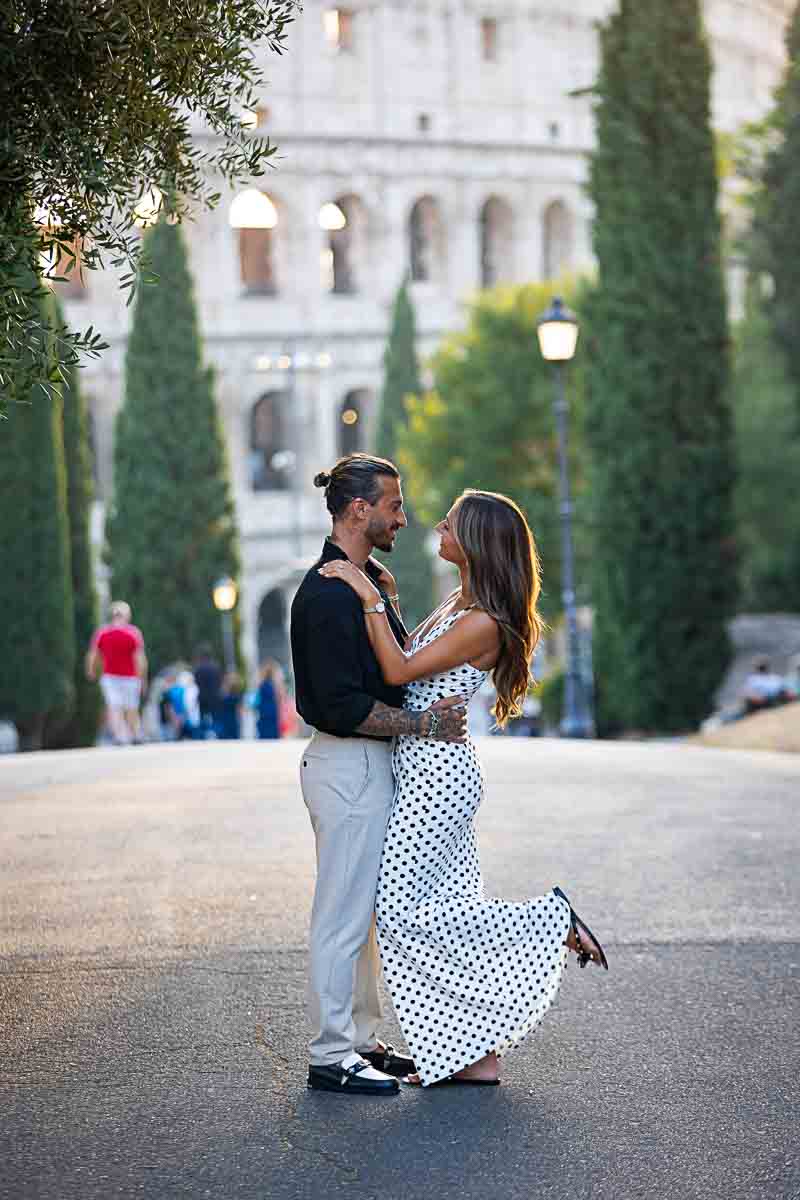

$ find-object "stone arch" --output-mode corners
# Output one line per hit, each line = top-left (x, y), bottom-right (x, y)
(409, 195), (445, 284)
(542, 199), (573, 281)
(320, 194), (367, 294)
(337, 388), (370, 456)
(229, 189), (281, 294)
(41, 232), (87, 299)
(479, 195), (513, 287)
(257, 588), (290, 674)
(249, 390), (290, 492)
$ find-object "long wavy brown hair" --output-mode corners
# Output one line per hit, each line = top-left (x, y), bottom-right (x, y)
(451, 490), (544, 727)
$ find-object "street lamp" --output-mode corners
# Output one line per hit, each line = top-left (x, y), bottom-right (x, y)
(537, 297), (594, 739)
(212, 575), (237, 674)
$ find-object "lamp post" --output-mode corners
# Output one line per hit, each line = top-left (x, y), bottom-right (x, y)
(212, 576), (238, 674)
(536, 297), (594, 739)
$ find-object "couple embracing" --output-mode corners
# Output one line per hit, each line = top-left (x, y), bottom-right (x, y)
(290, 453), (608, 1096)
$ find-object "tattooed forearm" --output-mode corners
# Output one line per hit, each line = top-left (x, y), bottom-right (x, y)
(355, 702), (429, 738)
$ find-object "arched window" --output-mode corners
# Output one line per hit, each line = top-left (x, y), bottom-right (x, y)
(61, 236), (87, 299)
(542, 199), (573, 281)
(319, 195), (366, 295)
(230, 189), (279, 294)
(479, 196), (513, 287)
(337, 389), (370, 456)
(40, 232), (87, 299)
(250, 391), (289, 491)
(409, 196), (444, 283)
(257, 588), (290, 672)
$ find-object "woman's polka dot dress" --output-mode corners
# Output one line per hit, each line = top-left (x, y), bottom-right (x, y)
(376, 607), (571, 1087)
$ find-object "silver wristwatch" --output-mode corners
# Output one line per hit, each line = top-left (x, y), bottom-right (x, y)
(363, 600), (386, 615)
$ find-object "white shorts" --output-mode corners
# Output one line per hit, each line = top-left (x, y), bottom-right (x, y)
(100, 675), (141, 710)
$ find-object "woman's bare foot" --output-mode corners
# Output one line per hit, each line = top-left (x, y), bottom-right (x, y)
(404, 1052), (499, 1086)
(453, 1052), (499, 1082)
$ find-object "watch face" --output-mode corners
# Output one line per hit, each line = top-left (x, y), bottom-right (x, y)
(376, 601), (386, 613)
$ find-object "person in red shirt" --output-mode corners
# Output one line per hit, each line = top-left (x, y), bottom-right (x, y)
(85, 601), (148, 745)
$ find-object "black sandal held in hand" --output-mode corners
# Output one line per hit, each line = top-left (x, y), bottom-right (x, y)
(553, 886), (609, 971)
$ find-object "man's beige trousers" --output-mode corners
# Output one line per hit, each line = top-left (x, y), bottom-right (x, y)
(300, 731), (395, 1067)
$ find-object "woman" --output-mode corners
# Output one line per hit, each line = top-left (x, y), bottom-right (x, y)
(215, 671), (244, 740)
(255, 659), (283, 740)
(319, 488), (608, 1088)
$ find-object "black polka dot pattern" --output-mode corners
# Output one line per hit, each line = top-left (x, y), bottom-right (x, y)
(376, 608), (571, 1087)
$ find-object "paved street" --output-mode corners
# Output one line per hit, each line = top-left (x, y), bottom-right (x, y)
(1, 738), (798, 1200)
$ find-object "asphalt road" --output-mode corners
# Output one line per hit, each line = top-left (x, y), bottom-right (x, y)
(1, 738), (799, 1200)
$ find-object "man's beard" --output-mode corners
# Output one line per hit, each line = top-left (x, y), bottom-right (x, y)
(367, 520), (397, 552)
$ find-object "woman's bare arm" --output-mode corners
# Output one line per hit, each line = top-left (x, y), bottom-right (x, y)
(317, 561), (498, 684)
(363, 607), (499, 685)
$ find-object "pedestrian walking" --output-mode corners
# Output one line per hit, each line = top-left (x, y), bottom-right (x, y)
(85, 601), (147, 745)
(254, 659), (283, 740)
(216, 671), (244, 740)
(193, 644), (222, 735)
(161, 668), (203, 740)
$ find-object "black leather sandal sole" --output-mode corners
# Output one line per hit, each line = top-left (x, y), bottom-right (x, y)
(307, 1066), (399, 1095)
(553, 885), (609, 971)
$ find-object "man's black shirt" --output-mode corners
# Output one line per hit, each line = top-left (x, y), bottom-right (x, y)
(290, 539), (408, 738)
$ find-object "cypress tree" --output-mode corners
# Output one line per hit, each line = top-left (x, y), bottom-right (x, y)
(586, 0), (736, 732)
(45, 296), (103, 748)
(108, 219), (242, 675)
(0, 290), (75, 750)
(373, 279), (435, 628)
(758, 4), (800, 416)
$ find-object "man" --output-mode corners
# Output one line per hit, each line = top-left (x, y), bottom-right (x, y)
(291, 453), (467, 1097)
(192, 644), (223, 735)
(743, 657), (791, 714)
(86, 601), (147, 745)
(161, 669), (202, 741)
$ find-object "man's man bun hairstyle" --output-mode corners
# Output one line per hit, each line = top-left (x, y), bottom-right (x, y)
(314, 453), (400, 518)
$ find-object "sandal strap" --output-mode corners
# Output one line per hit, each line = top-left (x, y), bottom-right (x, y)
(340, 1058), (370, 1086)
(573, 917), (593, 967)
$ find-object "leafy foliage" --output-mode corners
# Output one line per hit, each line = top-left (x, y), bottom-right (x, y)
(396, 279), (589, 619)
(44, 297), (103, 749)
(731, 286), (800, 611)
(107, 219), (242, 675)
(0, 287), (75, 748)
(536, 667), (565, 730)
(373, 279), (435, 629)
(585, 0), (736, 733)
(0, 0), (297, 409)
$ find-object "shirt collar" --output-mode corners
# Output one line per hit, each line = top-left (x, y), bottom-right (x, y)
(321, 537), (382, 582)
